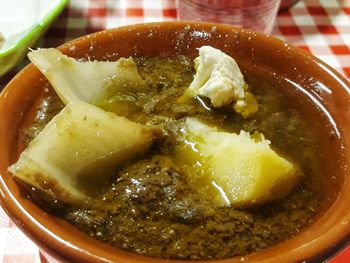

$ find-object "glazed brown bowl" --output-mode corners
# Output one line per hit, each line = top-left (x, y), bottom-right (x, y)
(1, 22), (350, 263)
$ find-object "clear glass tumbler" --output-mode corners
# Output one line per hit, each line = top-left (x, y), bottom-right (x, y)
(177, 0), (282, 34)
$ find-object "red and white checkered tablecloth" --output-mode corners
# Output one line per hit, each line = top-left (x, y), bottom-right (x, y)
(1, 0), (350, 262)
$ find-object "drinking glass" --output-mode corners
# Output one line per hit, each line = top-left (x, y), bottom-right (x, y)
(177, 0), (282, 34)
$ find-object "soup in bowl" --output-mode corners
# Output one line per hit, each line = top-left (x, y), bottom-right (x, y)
(0, 22), (350, 263)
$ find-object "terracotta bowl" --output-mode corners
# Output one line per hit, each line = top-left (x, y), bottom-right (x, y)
(1, 22), (350, 263)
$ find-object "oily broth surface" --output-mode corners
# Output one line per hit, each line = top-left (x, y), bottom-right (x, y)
(20, 56), (342, 259)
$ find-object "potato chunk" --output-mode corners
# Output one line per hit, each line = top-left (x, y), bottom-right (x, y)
(176, 118), (301, 207)
(9, 101), (154, 205)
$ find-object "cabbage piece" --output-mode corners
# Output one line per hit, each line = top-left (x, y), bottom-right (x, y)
(181, 46), (258, 117)
(28, 48), (149, 106)
(176, 118), (302, 207)
(9, 101), (154, 205)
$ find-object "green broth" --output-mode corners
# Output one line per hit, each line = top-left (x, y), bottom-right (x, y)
(23, 56), (342, 260)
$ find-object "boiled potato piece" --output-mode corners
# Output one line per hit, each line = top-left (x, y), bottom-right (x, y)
(9, 101), (154, 205)
(28, 48), (148, 105)
(181, 46), (258, 117)
(176, 118), (301, 207)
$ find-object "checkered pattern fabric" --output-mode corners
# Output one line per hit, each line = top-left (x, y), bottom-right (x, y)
(1, 0), (350, 262)
(274, 0), (350, 78)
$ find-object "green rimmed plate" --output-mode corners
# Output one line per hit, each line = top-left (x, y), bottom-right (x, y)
(0, 0), (68, 77)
